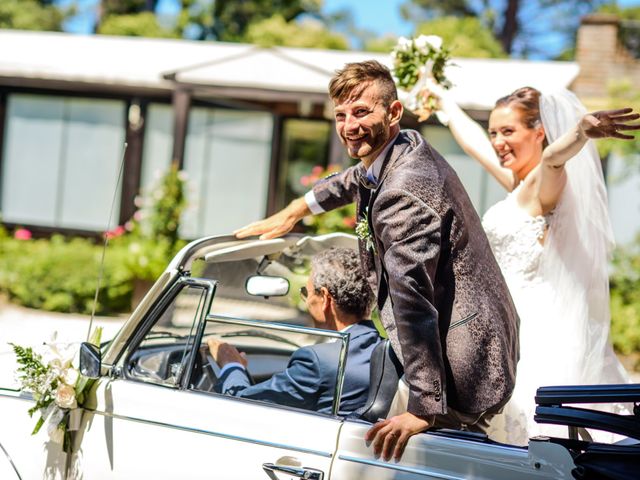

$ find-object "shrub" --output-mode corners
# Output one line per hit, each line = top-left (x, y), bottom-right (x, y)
(0, 164), (189, 315)
(301, 165), (357, 235)
(111, 163), (188, 282)
(609, 236), (640, 357)
(0, 234), (132, 315)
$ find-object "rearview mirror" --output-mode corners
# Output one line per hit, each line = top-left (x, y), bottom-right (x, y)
(245, 275), (290, 297)
(79, 342), (102, 378)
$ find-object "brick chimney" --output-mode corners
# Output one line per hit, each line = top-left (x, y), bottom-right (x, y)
(573, 13), (640, 105)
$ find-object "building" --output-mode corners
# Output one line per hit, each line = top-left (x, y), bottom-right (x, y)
(0, 18), (636, 242)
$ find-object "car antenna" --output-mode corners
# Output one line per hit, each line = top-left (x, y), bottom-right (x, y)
(85, 142), (128, 342)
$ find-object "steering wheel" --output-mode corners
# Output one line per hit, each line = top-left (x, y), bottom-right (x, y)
(191, 346), (220, 392)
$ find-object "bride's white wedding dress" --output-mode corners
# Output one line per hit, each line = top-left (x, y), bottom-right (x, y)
(480, 90), (630, 446)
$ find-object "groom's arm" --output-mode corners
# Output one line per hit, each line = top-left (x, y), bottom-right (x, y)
(234, 164), (362, 239)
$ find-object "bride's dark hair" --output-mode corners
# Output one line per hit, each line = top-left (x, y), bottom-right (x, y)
(495, 87), (542, 129)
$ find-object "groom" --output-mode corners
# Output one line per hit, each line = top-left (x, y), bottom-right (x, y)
(235, 60), (519, 460)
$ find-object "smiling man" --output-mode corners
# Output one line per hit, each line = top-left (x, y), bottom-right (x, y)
(234, 60), (519, 461)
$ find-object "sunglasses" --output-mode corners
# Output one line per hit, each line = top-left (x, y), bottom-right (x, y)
(300, 286), (308, 300)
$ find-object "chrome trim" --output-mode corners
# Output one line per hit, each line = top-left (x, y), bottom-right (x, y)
(0, 389), (32, 400)
(337, 455), (466, 480)
(92, 410), (333, 458)
(0, 441), (21, 480)
(205, 315), (345, 340)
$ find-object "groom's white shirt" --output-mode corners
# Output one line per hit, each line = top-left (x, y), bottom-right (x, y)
(304, 134), (398, 214)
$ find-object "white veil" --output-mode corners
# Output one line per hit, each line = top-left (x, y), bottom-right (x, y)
(539, 90), (628, 385)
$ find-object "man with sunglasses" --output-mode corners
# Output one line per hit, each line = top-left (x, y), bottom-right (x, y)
(207, 248), (381, 415)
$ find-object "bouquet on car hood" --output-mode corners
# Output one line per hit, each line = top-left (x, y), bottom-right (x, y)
(11, 327), (102, 452)
(391, 34), (452, 122)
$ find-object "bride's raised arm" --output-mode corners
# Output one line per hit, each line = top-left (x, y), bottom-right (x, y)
(537, 107), (640, 210)
(423, 80), (515, 191)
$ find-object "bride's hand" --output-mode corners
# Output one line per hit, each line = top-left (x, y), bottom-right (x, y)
(421, 77), (447, 100)
(580, 108), (640, 140)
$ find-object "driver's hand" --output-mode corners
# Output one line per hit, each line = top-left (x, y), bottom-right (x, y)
(206, 339), (248, 368)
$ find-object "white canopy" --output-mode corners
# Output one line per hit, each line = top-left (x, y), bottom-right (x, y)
(0, 29), (579, 109)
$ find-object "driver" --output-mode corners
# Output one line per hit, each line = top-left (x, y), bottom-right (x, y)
(206, 247), (381, 415)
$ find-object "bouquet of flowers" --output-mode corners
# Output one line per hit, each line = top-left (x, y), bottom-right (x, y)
(11, 327), (102, 452)
(391, 35), (452, 121)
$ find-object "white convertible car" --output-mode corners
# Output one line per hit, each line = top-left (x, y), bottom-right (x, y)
(0, 233), (638, 479)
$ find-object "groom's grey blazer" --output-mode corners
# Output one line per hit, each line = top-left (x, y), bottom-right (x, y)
(312, 130), (519, 418)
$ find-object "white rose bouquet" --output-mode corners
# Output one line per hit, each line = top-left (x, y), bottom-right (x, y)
(11, 327), (102, 452)
(391, 34), (452, 121)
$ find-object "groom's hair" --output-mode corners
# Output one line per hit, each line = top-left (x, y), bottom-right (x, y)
(329, 60), (398, 107)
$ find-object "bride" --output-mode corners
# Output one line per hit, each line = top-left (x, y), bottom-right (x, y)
(425, 83), (638, 445)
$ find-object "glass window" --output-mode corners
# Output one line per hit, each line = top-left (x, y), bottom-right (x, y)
(140, 103), (174, 194)
(1, 94), (126, 230)
(181, 108), (273, 238)
(140, 105), (274, 239)
(125, 283), (210, 388)
(277, 119), (331, 209)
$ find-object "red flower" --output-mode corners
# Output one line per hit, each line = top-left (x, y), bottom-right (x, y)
(104, 225), (126, 239)
(14, 228), (32, 240)
(342, 216), (357, 228)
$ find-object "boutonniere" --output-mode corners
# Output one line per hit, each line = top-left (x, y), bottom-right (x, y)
(355, 208), (376, 254)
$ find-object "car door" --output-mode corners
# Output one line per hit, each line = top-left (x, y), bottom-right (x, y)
(331, 420), (576, 479)
(75, 277), (344, 479)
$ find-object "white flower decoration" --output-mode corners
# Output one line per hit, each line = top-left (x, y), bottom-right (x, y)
(55, 383), (78, 409)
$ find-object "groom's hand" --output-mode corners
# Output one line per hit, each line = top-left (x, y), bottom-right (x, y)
(234, 197), (311, 240)
(365, 412), (434, 462)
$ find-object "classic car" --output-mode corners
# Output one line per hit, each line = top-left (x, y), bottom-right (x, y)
(0, 233), (638, 479)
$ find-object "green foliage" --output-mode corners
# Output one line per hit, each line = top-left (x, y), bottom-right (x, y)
(98, 12), (179, 38)
(392, 35), (452, 91)
(245, 15), (348, 50)
(0, 0), (66, 31)
(206, 0), (322, 42)
(363, 35), (399, 53)
(416, 16), (506, 58)
(0, 234), (133, 315)
(101, 0), (157, 16)
(0, 165), (188, 315)
(609, 236), (640, 357)
(112, 163), (188, 282)
(300, 165), (357, 235)
(599, 3), (640, 58)
(402, 0), (604, 58)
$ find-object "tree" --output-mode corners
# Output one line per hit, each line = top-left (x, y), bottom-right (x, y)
(97, 12), (179, 38)
(401, 0), (605, 58)
(190, 0), (323, 42)
(599, 3), (640, 58)
(416, 16), (506, 58)
(245, 15), (348, 50)
(0, 0), (67, 31)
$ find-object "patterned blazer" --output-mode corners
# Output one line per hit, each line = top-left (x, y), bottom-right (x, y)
(312, 130), (519, 417)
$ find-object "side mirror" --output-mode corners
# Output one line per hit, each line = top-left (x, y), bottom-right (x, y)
(245, 275), (290, 297)
(79, 342), (102, 378)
